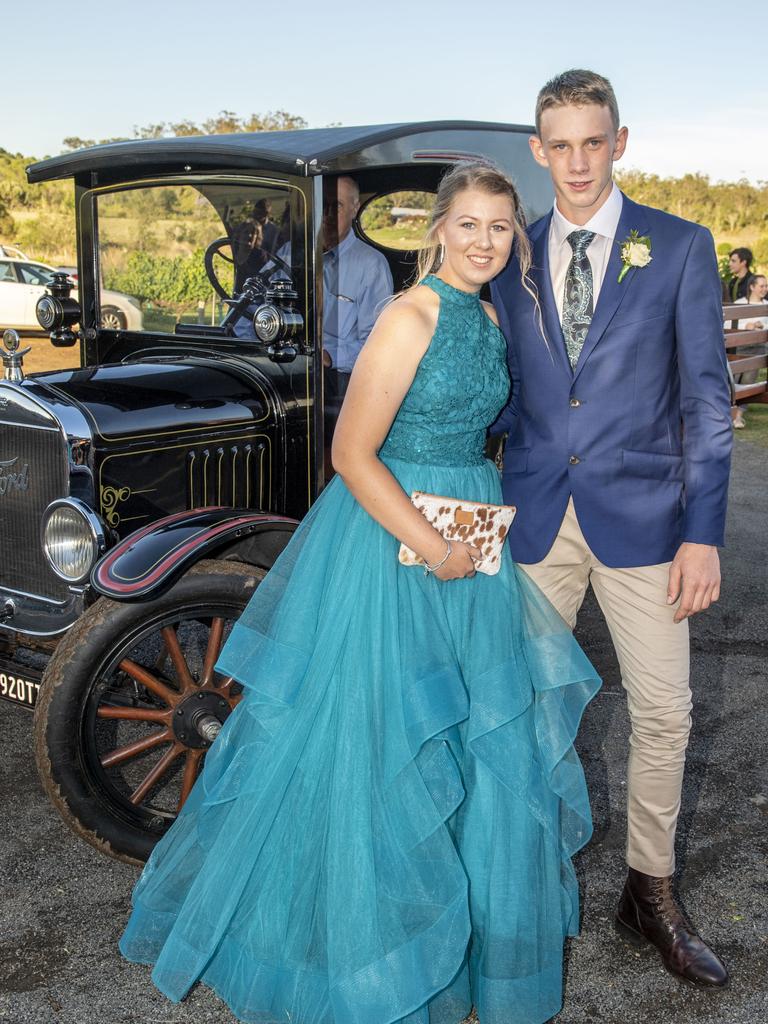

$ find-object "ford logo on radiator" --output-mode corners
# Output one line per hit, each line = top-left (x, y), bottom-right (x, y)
(0, 457), (29, 495)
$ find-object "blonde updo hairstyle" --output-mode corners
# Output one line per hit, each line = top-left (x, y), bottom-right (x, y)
(411, 159), (537, 307)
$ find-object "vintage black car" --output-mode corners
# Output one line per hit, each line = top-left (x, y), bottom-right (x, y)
(0, 122), (551, 862)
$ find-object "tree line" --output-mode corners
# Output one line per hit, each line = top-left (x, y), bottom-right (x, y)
(1, 113), (766, 271)
(615, 169), (768, 266)
(59, 109), (308, 153)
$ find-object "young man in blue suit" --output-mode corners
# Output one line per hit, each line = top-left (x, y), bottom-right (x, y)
(491, 69), (733, 987)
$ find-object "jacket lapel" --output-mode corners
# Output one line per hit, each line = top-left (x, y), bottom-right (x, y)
(529, 213), (571, 376)
(572, 193), (648, 381)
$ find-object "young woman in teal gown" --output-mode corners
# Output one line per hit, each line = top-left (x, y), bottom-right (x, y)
(119, 161), (601, 1024)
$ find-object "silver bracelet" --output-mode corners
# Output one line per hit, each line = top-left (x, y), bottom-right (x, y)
(424, 540), (452, 577)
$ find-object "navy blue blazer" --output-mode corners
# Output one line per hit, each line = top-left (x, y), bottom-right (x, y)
(491, 193), (733, 569)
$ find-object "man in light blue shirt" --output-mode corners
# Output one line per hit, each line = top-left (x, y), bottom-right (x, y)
(321, 175), (393, 385)
(233, 178), (393, 393)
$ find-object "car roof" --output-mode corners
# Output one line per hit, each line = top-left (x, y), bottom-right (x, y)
(26, 120), (535, 183)
(0, 256), (51, 267)
(0, 245), (28, 258)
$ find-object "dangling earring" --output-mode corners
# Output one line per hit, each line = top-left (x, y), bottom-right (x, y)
(437, 243), (445, 268)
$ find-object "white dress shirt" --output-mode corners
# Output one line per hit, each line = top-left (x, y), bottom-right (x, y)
(548, 183), (624, 322)
(733, 296), (768, 331)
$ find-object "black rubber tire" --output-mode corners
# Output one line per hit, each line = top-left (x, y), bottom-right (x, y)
(33, 560), (263, 864)
(99, 306), (127, 330)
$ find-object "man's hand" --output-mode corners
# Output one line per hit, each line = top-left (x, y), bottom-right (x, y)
(667, 543), (721, 623)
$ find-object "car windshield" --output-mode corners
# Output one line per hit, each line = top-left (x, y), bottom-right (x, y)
(94, 181), (304, 336)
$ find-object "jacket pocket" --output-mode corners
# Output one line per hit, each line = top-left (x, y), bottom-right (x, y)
(502, 446), (529, 474)
(610, 307), (672, 329)
(621, 448), (684, 481)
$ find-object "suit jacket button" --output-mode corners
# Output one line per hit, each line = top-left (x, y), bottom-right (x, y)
(569, 398), (581, 408)
(569, 455), (581, 465)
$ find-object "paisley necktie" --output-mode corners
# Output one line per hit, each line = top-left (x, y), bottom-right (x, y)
(562, 229), (596, 368)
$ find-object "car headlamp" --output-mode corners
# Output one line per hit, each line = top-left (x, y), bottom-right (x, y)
(252, 280), (303, 362)
(42, 499), (106, 583)
(36, 272), (81, 347)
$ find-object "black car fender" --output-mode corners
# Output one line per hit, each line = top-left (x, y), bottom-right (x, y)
(91, 507), (297, 600)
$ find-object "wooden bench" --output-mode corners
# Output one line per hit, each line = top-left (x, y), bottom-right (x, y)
(723, 302), (768, 406)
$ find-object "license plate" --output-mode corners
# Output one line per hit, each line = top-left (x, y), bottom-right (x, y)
(0, 660), (42, 710)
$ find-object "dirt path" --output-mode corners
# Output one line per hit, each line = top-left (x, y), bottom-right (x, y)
(9, 333), (81, 375)
(0, 442), (766, 1024)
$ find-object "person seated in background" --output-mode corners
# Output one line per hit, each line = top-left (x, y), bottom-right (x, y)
(320, 175), (394, 405)
(232, 218), (269, 293)
(232, 177), (394, 459)
(723, 247), (754, 302)
(254, 199), (280, 254)
(275, 203), (291, 252)
(737, 273), (768, 326)
(731, 273), (768, 428)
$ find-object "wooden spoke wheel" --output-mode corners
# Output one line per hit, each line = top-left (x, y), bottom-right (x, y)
(33, 560), (264, 864)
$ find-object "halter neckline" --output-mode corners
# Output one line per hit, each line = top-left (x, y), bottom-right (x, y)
(424, 274), (481, 306)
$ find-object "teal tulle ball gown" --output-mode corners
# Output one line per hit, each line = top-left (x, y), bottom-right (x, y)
(119, 275), (601, 1024)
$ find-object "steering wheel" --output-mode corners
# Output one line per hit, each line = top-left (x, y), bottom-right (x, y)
(204, 236), (292, 302)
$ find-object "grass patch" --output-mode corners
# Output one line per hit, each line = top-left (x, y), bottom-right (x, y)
(366, 223), (425, 251)
(734, 403), (768, 447)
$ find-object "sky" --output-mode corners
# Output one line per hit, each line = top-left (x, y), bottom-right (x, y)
(3, 0), (766, 184)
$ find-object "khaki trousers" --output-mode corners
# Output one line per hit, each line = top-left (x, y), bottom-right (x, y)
(519, 499), (691, 877)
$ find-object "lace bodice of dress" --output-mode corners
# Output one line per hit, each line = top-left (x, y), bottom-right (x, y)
(379, 275), (510, 466)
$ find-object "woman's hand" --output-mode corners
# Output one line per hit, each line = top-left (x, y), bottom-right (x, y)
(433, 541), (482, 581)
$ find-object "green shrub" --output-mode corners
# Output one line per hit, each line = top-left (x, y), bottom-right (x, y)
(106, 248), (212, 308)
(752, 236), (768, 271)
(13, 213), (76, 264)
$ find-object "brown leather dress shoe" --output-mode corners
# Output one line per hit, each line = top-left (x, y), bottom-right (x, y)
(616, 868), (729, 987)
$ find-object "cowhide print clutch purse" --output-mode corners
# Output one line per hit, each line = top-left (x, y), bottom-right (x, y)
(399, 491), (516, 576)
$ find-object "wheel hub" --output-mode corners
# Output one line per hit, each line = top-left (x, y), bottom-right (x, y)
(172, 689), (231, 748)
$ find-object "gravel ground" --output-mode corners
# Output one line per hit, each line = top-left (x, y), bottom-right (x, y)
(0, 441), (766, 1024)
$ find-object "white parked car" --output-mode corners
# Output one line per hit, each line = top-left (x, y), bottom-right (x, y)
(0, 244), (29, 260)
(0, 256), (142, 331)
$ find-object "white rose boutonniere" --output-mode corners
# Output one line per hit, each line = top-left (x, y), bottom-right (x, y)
(618, 230), (652, 283)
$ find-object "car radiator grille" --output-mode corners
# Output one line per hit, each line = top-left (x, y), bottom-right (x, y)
(0, 417), (69, 602)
